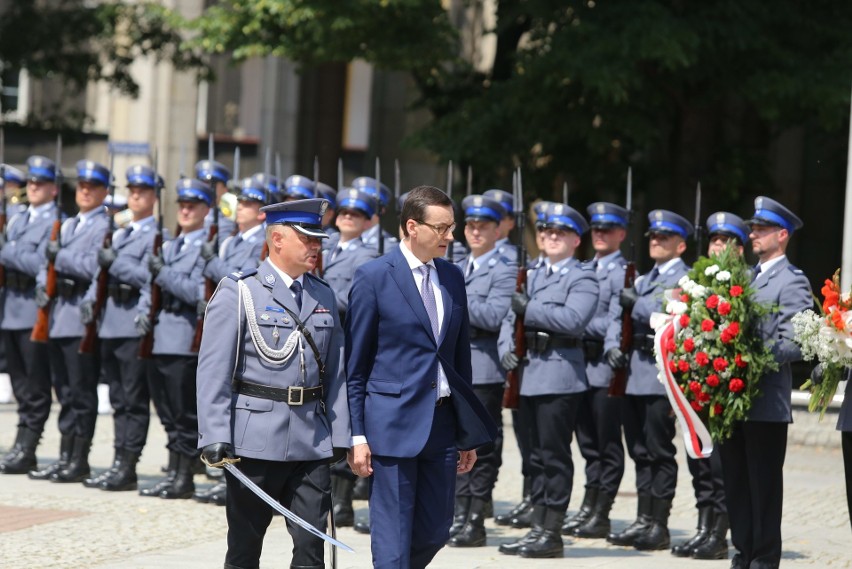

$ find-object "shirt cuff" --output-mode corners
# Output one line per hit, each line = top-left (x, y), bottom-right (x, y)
(350, 435), (368, 447)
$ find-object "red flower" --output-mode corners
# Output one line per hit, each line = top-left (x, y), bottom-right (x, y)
(727, 322), (740, 336)
(730, 285), (743, 297)
(695, 352), (710, 366)
(680, 293), (690, 302)
(706, 295), (720, 309)
(668, 360), (678, 373)
(706, 374), (720, 387)
(683, 338), (695, 353)
(689, 381), (701, 394)
(713, 403), (723, 415)
(729, 378), (745, 393)
(698, 391), (711, 402)
(678, 360), (690, 372)
(701, 319), (715, 332)
(713, 357), (728, 372)
(718, 302), (732, 316)
(720, 330), (733, 344)
(679, 314), (690, 328)
(691, 400), (703, 411)
(735, 354), (748, 368)
(666, 338), (677, 352)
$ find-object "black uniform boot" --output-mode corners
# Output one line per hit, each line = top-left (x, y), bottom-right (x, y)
(518, 507), (565, 558)
(691, 511), (729, 560)
(562, 486), (598, 535)
(29, 434), (73, 481)
(160, 454), (195, 499)
(208, 482), (228, 506)
(0, 429), (22, 463)
(498, 505), (546, 555)
(101, 450), (140, 492)
(140, 450), (178, 497)
(671, 506), (713, 557)
(448, 497), (487, 547)
(0, 427), (39, 475)
(83, 449), (121, 488)
(353, 519), (371, 534)
(331, 475), (355, 526)
(573, 491), (615, 538)
(449, 496), (471, 537)
(607, 493), (652, 546)
(483, 496), (494, 518)
(51, 437), (92, 483)
(353, 475), (370, 500)
(633, 497), (672, 551)
(495, 476), (531, 526)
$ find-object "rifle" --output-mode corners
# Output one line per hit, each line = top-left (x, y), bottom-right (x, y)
(139, 148), (162, 359)
(0, 127), (6, 289)
(394, 159), (401, 203)
(693, 182), (703, 259)
(32, 135), (63, 343)
(466, 165), (472, 196)
(608, 167), (636, 397)
(563, 181), (569, 205)
(312, 155), (323, 278)
(260, 148), (273, 262)
(79, 151), (115, 354)
(374, 157), (384, 255)
(503, 167), (526, 410)
(445, 160), (454, 260)
(190, 134), (218, 353)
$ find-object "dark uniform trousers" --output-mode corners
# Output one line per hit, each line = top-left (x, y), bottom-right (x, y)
(3, 330), (52, 433)
(720, 421), (787, 569)
(845, 431), (852, 532)
(622, 395), (676, 499)
(455, 384), (504, 499)
(575, 385), (625, 496)
(148, 355), (198, 458)
(686, 452), (725, 513)
(226, 457), (331, 569)
(522, 393), (582, 511)
(48, 338), (100, 438)
(511, 408), (532, 481)
(101, 338), (150, 454)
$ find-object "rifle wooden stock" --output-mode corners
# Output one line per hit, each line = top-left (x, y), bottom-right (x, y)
(31, 219), (61, 343)
(79, 233), (112, 354)
(191, 225), (218, 353)
(503, 267), (526, 410)
(314, 247), (323, 278)
(608, 261), (636, 397)
(137, 232), (162, 359)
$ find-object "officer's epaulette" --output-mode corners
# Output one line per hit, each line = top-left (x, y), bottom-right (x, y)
(498, 255), (513, 266)
(578, 262), (595, 271)
(227, 268), (258, 281)
(788, 266), (805, 276)
(305, 272), (331, 288)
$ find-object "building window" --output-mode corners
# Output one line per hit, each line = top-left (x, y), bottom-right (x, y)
(0, 64), (29, 122)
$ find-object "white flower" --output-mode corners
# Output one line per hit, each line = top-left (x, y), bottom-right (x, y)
(705, 265), (720, 276)
(678, 275), (690, 287)
(692, 285), (707, 298)
(667, 301), (688, 315)
(716, 271), (731, 282)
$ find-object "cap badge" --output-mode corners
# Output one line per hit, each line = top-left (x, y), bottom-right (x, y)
(473, 196), (483, 206)
(654, 210), (664, 221)
(755, 197), (763, 209)
(596, 204), (606, 213)
(715, 213), (726, 224)
(554, 204), (564, 214)
(319, 201), (328, 216)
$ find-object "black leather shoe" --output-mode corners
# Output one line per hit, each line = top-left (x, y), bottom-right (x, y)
(450, 496), (470, 537)
(101, 450), (140, 492)
(633, 497), (672, 551)
(573, 492), (615, 539)
(562, 487), (597, 535)
(498, 527), (543, 555)
(31, 434), (73, 481)
(84, 449), (121, 488)
(160, 454), (195, 499)
(353, 520), (371, 534)
(449, 498), (487, 547)
(140, 451), (178, 497)
(509, 505), (534, 529)
(518, 529), (564, 558)
(672, 506), (713, 556)
(51, 437), (92, 483)
(0, 427), (39, 475)
(208, 483), (228, 506)
(691, 512), (729, 560)
(607, 494), (652, 546)
(331, 476), (354, 526)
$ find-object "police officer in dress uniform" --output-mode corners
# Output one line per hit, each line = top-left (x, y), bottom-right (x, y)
(197, 198), (350, 569)
(284, 175), (317, 202)
(483, 189), (519, 264)
(78, 165), (163, 491)
(2, 164), (28, 216)
(672, 212), (749, 560)
(33, 160), (111, 484)
(498, 203), (599, 558)
(195, 160), (236, 242)
(0, 157), (58, 474)
(565, 202), (629, 539)
(140, 178), (211, 499)
(446, 195), (515, 548)
(352, 176), (399, 253)
(720, 197), (811, 569)
(607, 209), (692, 551)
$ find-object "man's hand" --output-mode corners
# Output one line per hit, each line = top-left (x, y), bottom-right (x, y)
(35, 285), (50, 308)
(347, 443), (373, 478)
(79, 300), (95, 325)
(46, 240), (60, 262)
(457, 449), (477, 474)
(200, 238), (217, 262)
(200, 442), (234, 468)
(134, 313), (151, 336)
(197, 299), (208, 318)
(500, 351), (519, 372)
(511, 287), (529, 316)
(148, 252), (164, 277)
(619, 287), (638, 310)
(98, 247), (117, 269)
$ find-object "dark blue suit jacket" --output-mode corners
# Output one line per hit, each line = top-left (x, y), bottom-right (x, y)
(345, 245), (497, 458)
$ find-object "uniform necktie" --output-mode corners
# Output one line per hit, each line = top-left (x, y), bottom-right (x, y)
(466, 261), (474, 278)
(546, 265), (554, 277)
(649, 267), (660, 282)
(330, 245), (342, 263)
(752, 264), (762, 282)
(290, 280), (303, 311)
(418, 265), (439, 340)
(173, 236), (185, 255)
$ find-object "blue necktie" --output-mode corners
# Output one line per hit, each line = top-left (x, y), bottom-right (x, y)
(752, 264), (762, 282)
(419, 265), (439, 340)
(290, 280), (303, 311)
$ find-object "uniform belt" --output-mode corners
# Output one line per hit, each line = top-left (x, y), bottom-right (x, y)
(525, 330), (581, 353)
(436, 395), (452, 407)
(469, 327), (498, 340)
(632, 333), (656, 354)
(56, 276), (89, 298)
(5, 269), (35, 292)
(233, 380), (323, 406)
(161, 293), (195, 314)
(107, 282), (140, 303)
(582, 338), (604, 360)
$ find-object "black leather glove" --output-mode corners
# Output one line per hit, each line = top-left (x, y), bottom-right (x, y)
(619, 287), (638, 310)
(46, 240), (60, 262)
(500, 351), (519, 371)
(35, 285), (50, 308)
(134, 313), (151, 336)
(511, 286), (530, 316)
(79, 300), (94, 325)
(98, 247), (117, 270)
(148, 252), (164, 277)
(201, 442), (234, 468)
(605, 347), (628, 370)
(811, 363), (825, 386)
(197, 299), (208, 318)
(200, 238), (217, 262)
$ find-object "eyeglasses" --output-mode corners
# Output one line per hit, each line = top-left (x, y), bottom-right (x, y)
(416, 220), (456, 237)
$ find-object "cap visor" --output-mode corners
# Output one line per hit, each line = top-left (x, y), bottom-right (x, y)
(292, 224), (329, 239)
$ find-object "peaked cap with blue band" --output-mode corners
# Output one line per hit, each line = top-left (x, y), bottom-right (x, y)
(352, 177), (390, 208)
(315, 182), (337, 209)
(707, 211), (750, 244)
(587, 202), (629, 228)
(250, 173), (279, 202)
(545, 203), (589, 235)
(26, 156), (58, 182)
(284, 175), (316, 200)
(175, 178), (213, 206)
(126, 165), (160, 188)
(462, 194), (506, 224)
(647, 209), (694, 239)
(1, 164), (25, 186)
(337, 188), (378, 219)
(261, 198), (329, 239)
(747, 196), (803, 232)
(483, 189), (514, 217)
(195, 160), (231, 184)
(76, 160), (111, 186)
(533, 201), (556, 228)
(238, 177), (269, 204)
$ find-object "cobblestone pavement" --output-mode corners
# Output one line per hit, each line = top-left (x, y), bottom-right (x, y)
(0, 402), (848, 568)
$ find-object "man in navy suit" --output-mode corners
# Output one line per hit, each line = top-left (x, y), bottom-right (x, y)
(346, 185), (497, 569)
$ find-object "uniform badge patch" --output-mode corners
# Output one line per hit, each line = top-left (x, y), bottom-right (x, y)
(260, 313), (270, 321)
(265, 274), (275, 285)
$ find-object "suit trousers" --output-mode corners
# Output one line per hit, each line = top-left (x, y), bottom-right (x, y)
(523, 392), (582, 512)
(575, 385), (625, 496)
(456, 383), (504, 500)
(720, 420), (787, 569)
(844, 431), (852, 532)
(101, 338), (150, 454)
(225, 457), (331, 569)
(686, 451), (726, 513)
(3, 329), (52, 434)
(48, 337), (100, 439)
(623, 395), (677, 500)
(369, 402), (457, 569)
(148, 355), (198, 458)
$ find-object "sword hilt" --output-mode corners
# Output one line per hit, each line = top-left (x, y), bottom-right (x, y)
(200, 455), (241, 469)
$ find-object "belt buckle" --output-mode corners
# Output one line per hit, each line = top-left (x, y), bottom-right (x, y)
(287, 386), (304, 406)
